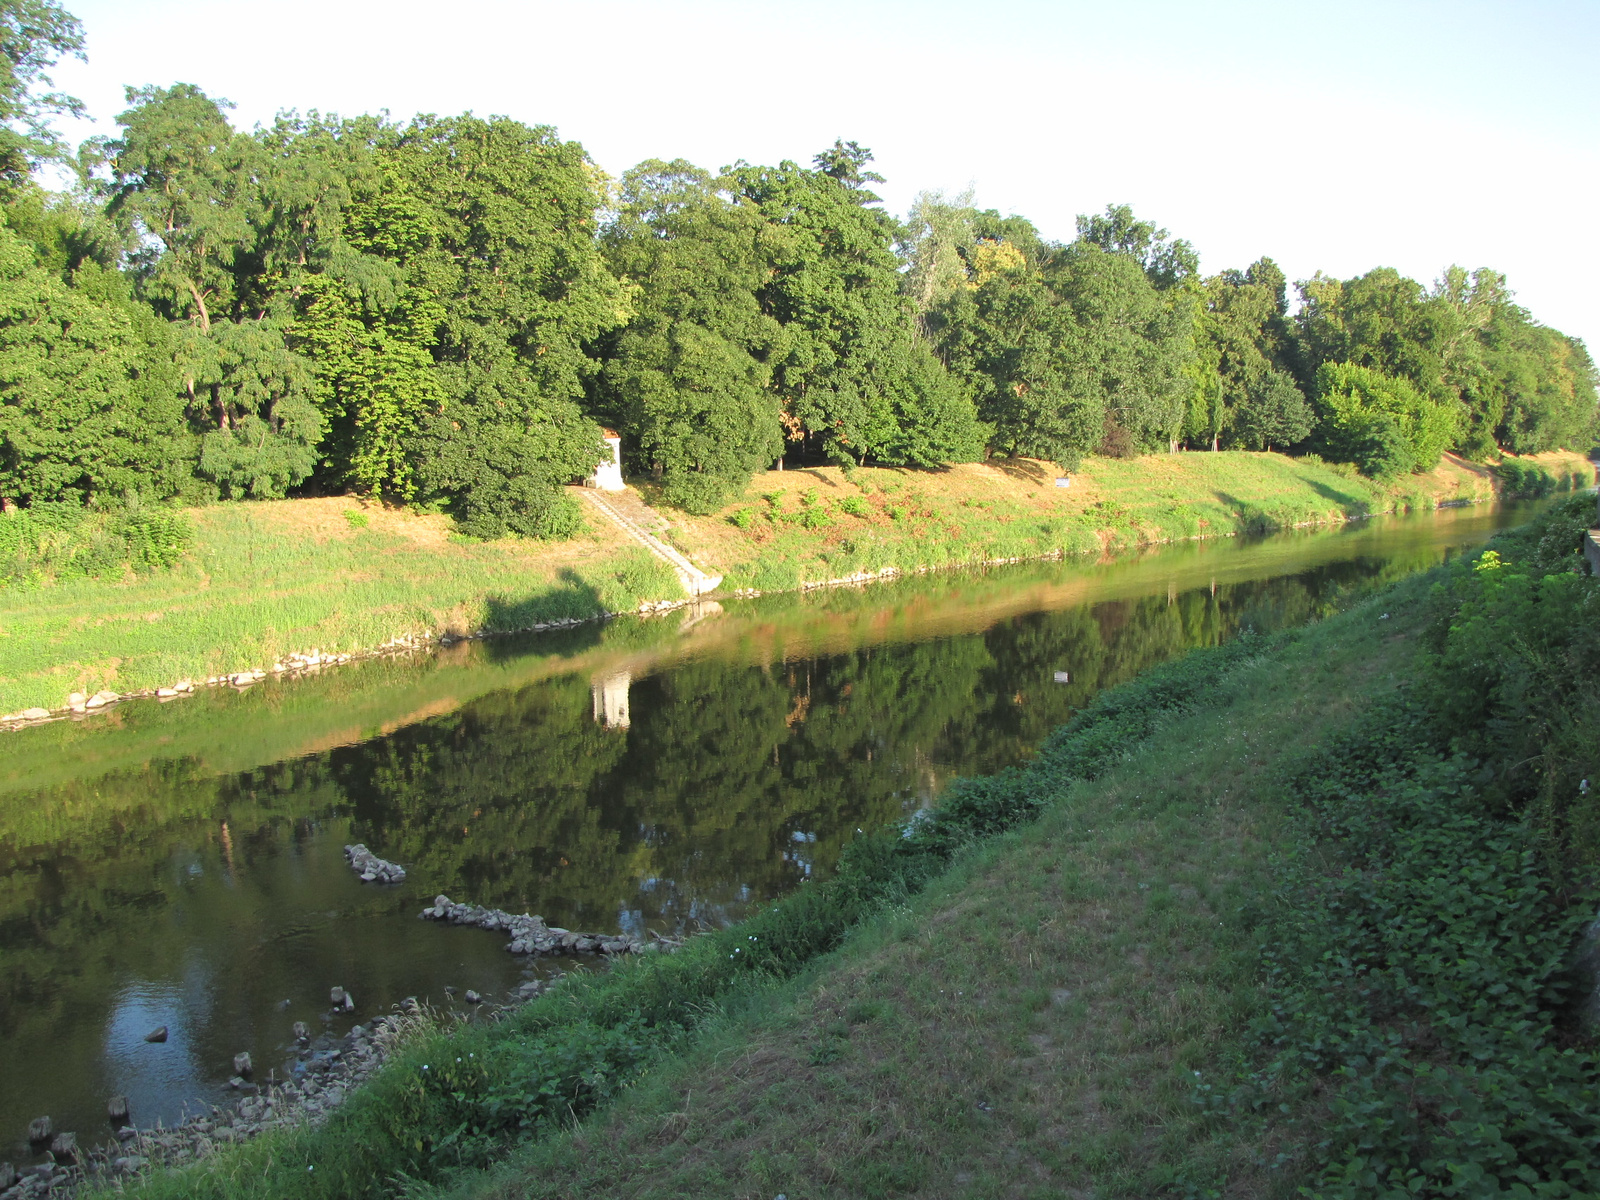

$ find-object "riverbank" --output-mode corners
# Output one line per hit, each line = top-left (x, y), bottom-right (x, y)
(70, 493), (1600, 1199)
(1, 449), (1588, 718)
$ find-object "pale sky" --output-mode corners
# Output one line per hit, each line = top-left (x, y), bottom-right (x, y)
(47, 0), (1600, 349)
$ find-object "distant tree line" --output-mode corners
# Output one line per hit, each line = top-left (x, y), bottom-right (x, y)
(0, 0), (1594, 535)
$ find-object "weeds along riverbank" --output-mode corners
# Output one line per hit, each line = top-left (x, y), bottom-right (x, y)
(3, 449), (1590, 718)
(86, 493), (1600, 1200)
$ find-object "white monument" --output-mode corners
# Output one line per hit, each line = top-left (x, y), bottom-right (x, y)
(589, 429), (625, 492)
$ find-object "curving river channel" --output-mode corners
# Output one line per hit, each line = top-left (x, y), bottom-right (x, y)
(0, 503), (1537, 1163)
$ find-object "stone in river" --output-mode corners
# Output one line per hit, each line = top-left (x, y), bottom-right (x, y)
(49, 1132), (77, 1160)
(330, 986), (356, 1010)
(26, 1116), (51, 1144)
(464, 990), (481, 1005)
(293, 1021), (309, 1041)
(144, 1025), (168, 1043)
(0, 1162), (13, 1190)
(107, 1095), (129, 1122)
(234, 1052), (253, 1076)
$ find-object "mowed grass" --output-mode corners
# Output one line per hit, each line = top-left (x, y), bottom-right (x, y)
(664, 449), (1592, 592)
(447, 577), (1426, 1198)
(0, 493), (683, 712)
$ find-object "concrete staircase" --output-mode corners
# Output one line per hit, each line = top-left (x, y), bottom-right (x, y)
(582, 489), (723, 598)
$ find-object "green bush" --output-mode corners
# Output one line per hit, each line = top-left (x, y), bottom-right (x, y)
(727, 506), (756, 529)
(1234, 704), (1600, 1199)
(1493, 458), (1558, 498)
(837, 495), (870, 518)
(0, 500), (192, 587)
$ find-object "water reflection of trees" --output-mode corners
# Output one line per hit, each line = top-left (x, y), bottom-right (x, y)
(0, 548), (1426, 1047)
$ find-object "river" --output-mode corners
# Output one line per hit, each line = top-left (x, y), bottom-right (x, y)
(0, 503), (1535, 1163)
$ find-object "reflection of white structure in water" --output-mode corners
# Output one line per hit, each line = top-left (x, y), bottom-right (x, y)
(591, 670), (631, 729)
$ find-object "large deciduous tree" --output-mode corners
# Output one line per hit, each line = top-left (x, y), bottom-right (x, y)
(0, 0), (83, 188)
(599, 159), (785, 513)
(379, 114), (625, 537)
(0, 225), (190, 505)
(728, 143), (984, 468)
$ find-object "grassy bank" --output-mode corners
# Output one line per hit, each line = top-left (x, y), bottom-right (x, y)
(3, 449), (1589, 715)
(101, 494), (1600, 1199)
(0, 495), (683, 713)
(662, 449), (1593, 592)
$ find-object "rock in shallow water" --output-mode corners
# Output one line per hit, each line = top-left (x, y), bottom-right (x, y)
(26, 1116), (51, 1144)
(418, 894), (647, 957)
(343, 844), (406, 884)
(144, 1025), (167, 1043)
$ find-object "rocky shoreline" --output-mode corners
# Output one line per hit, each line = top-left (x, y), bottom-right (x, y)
(0, 982), (550, 1200)
(420, 894), (656, 957)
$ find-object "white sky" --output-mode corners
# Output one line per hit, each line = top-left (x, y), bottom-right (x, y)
(47, 0), (1600, 349)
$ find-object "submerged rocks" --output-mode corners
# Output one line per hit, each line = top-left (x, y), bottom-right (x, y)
(419, 894), (646, 957)
(328, 987), (355, 1012)
(344, 844), (405, 884)
(1, 985), (564, 1200)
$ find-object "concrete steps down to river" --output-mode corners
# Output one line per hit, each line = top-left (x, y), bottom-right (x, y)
(582, 488), (723, 597)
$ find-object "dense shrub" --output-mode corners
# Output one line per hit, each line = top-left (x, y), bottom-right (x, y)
(1238, 704), (1600, 1199)
(0, 500), (191, 587)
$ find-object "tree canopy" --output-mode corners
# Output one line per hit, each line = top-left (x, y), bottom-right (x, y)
(0, 0), (1593, 523)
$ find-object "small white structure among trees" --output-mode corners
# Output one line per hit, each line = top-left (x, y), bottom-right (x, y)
(589, 430), (625, 491)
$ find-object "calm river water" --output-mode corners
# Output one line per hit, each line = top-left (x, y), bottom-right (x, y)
(0, 503), (1536, 1161)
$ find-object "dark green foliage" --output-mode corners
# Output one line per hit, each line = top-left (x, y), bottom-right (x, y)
(1229, 369), (1313, 451)
(359, 115), (621, 534)
(728, 148), (984, 469)
(1296, 265), (1598, 461)
(1417, 493), (1600, 857)
(0, 15), (1591, 521)
(1493, 457), (1560, 498)
(1241, 706), (1600, 1199)
(0, 497), (190, 585)
(0, 223), (192, 506)
(933, 207), (1193, 466)
(599, 159), (785, 512)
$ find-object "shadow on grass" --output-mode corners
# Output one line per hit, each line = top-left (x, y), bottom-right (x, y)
(987, 457), (1054, 484)
(1302, 478), (1372, 515)
(478, 571), (610, 661)
(1214, 491), (1282, 535)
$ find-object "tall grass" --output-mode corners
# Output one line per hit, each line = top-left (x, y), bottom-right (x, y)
(0, 503), (682, 712)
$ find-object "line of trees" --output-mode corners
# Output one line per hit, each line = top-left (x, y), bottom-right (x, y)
(0, 0), (1594, 536)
